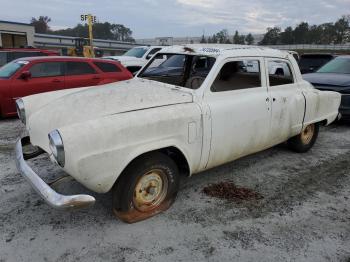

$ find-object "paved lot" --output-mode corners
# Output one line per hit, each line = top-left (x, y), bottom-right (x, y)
(0, 118), (350, 262)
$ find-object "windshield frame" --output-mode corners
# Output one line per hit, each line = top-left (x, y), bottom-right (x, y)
(136, 52), (217, 90)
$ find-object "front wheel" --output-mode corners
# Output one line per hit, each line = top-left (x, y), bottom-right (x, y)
(287, 123), (319, 153)
(112, 152), (179, 223)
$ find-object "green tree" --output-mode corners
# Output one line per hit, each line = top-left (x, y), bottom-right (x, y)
(30, 16), (51, 33)
(51, 22), (134, 42)
(200, 34), (207, 43)
(334, 16), (350, 44)
(280, 26), (294, 44)
(233, 30), (245, 44)
(259, 27), (281, 45)
(294, 22), (309, 44)
(216, 29), (230, 43)
(211, 33), (218, 43)
(245, 33), (254, 45)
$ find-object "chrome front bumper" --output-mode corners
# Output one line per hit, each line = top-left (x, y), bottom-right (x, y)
(15, 137), (95, 210)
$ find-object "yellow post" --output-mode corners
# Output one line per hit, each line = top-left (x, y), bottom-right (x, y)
(87, 14), (94, 58)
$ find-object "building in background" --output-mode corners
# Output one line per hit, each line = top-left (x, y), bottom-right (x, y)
(0, 20), (35, 48)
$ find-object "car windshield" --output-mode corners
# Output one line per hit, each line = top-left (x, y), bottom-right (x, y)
(317, 57), (350, 74)
(0, 61), (27, 79)
(123, 47), (149, 58)
(138, 53), (216, 89)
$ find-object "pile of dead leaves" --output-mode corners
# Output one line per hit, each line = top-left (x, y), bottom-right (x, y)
(203, 182), (263, 202)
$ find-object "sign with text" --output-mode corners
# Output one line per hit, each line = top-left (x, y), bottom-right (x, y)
(80, 14), (96, 23)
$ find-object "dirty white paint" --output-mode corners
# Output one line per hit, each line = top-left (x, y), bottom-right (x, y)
(20, 45), (341, 193)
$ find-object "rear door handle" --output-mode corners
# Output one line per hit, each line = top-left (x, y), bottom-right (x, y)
(52, 79), (63, 83)
(92, 76), (101, 80)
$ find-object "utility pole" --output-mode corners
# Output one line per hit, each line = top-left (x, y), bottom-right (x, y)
(87, 14), (94, 57)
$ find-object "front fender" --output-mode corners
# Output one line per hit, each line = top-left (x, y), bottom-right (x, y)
(58, 103), (202, 193)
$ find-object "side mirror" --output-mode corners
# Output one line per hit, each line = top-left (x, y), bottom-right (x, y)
(146, 54), (153, 60)
(20, 71), (31, 80)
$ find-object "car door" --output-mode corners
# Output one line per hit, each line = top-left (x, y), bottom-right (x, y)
(204, 57), (271, 169)
(64, 61), (100, 89)
(265, 58), (305, 145)
(11, 61), (65, 101)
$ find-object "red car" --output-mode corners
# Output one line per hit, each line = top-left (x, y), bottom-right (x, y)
(0, 48), (59, 67)
(0, 56), (133, 117)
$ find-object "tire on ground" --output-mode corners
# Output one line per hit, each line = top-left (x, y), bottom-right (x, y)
(112, 152), (180, 223)
(287, 123), (319, 153)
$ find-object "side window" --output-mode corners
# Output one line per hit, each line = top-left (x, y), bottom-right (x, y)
(268, 60), (294, 86)
(93, 62), (121, 73)
(0, 52), (8, 66)
(211, 60), (261, 92)
(29, 62), (64, 78)
(66, 62), (96, 75)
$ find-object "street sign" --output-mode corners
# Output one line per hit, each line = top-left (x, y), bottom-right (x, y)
(81, 14), (96, 23)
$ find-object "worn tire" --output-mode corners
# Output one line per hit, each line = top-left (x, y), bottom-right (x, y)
(112, 152), (179, 223)
(287, 123), (319, 153)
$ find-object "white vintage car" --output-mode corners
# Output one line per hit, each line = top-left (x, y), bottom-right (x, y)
(103, 45), (164, 74)
(15, 45), (341, 223)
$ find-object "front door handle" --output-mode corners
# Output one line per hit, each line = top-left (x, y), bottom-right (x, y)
(52, 79), (63, 83)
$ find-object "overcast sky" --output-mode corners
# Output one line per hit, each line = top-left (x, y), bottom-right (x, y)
(1, 0), (349, 38)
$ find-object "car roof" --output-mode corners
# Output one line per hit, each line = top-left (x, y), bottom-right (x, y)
(12, 56), (120, 63)
(133, 45), (164, 49)
(159, 44), (290, 59)
(0, 48), (57, 53)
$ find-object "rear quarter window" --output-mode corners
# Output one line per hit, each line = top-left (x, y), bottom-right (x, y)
(93, 62), (121, 73)
(66, 61), (96, 75)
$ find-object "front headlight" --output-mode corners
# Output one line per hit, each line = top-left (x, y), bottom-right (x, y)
(15, 99), (26, 124)
(48, 130), (65, 167)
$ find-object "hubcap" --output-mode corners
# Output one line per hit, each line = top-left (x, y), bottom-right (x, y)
(133, 169), (168, 212)
(300, 124), (315, 145)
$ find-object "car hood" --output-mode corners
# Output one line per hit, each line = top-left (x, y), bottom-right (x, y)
(26, 78), (193, 142)
(303, 73), (350, 91)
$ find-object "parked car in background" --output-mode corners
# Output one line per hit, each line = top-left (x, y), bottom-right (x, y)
(299, 53), (336, 74)
(0, 48), (59, 67)
(15, 45), (340, 223)
(0, 56), (132, 117)
(303, 55), (350, 120)
(103, 46), (164, 74)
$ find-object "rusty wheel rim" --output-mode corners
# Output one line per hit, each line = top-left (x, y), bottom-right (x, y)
(133, 169), (168, 212)
(301, 124), (315, 145)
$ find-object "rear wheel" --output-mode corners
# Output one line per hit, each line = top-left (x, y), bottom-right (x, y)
(287, 123), (319, 153)
(112, 152), (179, 223)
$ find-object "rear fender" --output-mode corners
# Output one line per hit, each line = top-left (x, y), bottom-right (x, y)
(303, 89), (341, 126)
